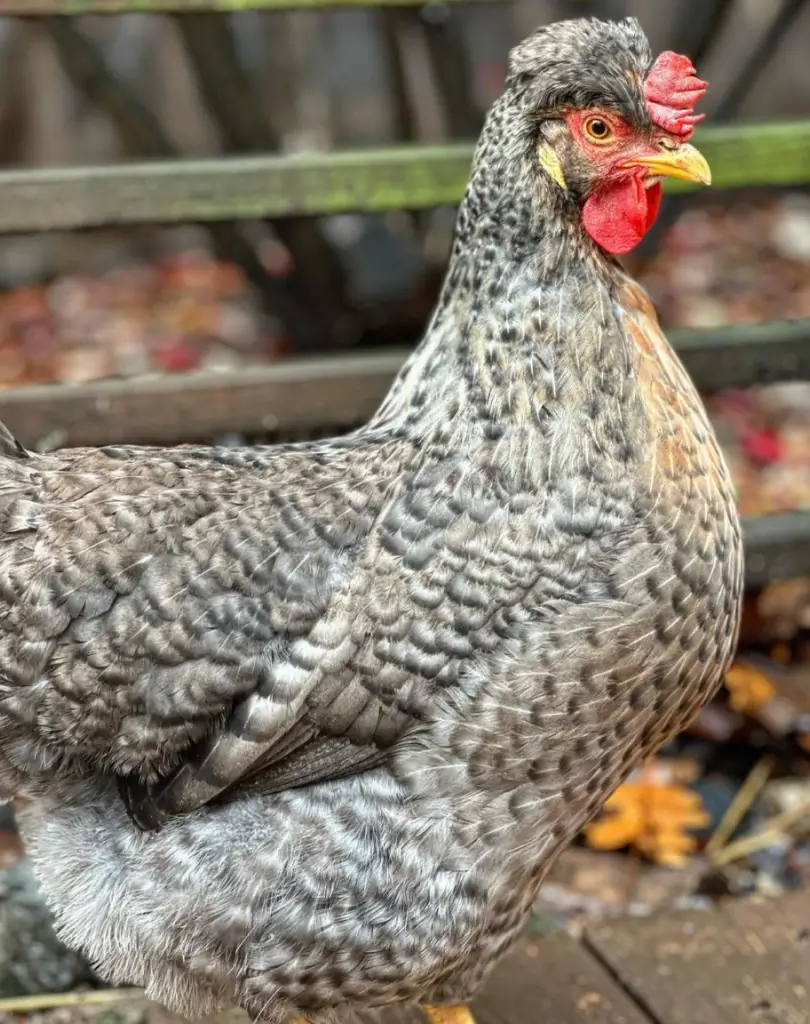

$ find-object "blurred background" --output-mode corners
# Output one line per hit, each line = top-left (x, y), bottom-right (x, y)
(4, 0), (810, 380)
(1, 0), (810, 1011)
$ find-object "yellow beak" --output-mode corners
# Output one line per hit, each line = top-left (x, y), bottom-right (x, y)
(622, 143), (712, 186)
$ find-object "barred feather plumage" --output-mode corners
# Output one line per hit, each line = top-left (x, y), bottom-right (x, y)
(0, 16), (741, 1022)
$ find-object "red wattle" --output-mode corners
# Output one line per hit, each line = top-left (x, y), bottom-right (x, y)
(582, 177), (662, 255)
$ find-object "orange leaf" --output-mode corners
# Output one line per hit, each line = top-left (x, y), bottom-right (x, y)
(584, 770), (710, 867)
(724, 662), (776, 713)
(584, 786), (645, 850)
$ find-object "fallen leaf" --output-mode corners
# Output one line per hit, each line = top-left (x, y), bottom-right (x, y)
(585, 766), (710, 867)
(724, 661), (776, 713)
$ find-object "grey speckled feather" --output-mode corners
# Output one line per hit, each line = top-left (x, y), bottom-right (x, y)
(1, 16), (742, 1024)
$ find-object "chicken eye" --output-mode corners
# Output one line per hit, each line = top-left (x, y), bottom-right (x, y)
(584, 117), (612, 142)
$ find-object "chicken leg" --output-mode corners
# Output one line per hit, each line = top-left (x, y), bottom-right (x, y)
(290, 1010), (475, 1024)
(422, 1005), (476, 1024)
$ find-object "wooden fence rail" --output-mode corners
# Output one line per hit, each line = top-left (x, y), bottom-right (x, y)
(0, 122), (806, 233)
(1, 320), (808, 454)
(0, 0), (808, 583)
(0, 0), (501, 13)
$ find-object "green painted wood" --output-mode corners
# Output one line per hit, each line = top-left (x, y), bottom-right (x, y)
(0, 146), (473, 231)
(0, 121), (805, 233)
(666, 119), (810, 194)
(0, 0), (502, 12)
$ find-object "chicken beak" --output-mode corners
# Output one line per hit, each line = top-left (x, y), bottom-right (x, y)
(622, 143), (712, 186)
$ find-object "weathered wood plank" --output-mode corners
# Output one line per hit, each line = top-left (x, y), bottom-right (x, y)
(743, 512), (810, 585)
(0, 146), (473, 231)
(2, 318), (809, 453)
(584, 893), (810, 1024)
(673, 318), (810, 384)
(0, 350), (408, 450)
(0, 0), (504, 12)
(0, 121), (806, 232)
(0, 346), (808, 587)
(470, 932), (653, 1024)
(664, 119), (810, 194)
(671, 318), (810, 391)
(362, 935), (656, 1024)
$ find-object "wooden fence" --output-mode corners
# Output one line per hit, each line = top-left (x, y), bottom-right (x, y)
(0, 0), (809, 587)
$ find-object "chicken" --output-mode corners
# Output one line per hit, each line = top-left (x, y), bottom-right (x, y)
(0, 16), (742, 1024)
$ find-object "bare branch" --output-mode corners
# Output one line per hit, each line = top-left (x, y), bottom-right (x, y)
(418, 7), (481, 139)
(42, 16), (320, 348)
(174, 12), (356, 351)
(380, 9), (418, 143)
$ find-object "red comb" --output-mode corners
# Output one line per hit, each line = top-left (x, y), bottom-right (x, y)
(644, 51), (707, 139)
